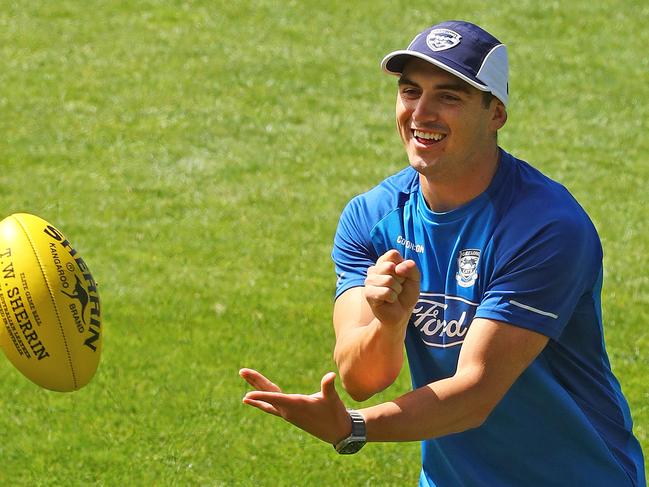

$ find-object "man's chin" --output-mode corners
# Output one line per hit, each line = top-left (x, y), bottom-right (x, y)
(408, 156), (443, 175)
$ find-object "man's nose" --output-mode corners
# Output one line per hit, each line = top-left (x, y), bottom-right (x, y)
(412, 93), (439, 122)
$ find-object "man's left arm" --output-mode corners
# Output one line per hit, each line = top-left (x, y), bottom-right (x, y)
(360, 317), (548, 441)
(241, 317), (548, 445)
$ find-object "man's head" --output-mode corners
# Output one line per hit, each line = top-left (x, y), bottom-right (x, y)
(382, 22), (508, 180)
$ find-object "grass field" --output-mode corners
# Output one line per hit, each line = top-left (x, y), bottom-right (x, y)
(0, 1), (647, 485)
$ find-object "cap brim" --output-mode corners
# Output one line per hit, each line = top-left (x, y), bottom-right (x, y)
(381, 50), (490, 93)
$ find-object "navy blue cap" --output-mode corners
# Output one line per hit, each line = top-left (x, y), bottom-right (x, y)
(381, 21), (509, 106)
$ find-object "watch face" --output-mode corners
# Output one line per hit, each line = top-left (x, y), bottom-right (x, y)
(335, 410), (366, 454)
(337, 438), (365, 454)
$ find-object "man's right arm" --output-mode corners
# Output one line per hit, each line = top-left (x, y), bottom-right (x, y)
(333, 250), (421, 401)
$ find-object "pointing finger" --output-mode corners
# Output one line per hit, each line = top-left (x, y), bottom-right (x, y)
(239, 368), (282, 392)
(242, 397), (282, 417)
(244, 391), (301, 415)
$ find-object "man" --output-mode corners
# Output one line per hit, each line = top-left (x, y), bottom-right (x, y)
(240, 20), (646, 486)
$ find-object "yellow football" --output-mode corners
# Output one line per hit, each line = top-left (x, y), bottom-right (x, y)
(0, 213), (101, 392)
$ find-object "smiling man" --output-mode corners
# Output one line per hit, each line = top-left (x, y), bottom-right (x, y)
(241, 21), (645, 486)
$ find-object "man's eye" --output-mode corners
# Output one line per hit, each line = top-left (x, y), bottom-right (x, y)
(401, 88), (420, 97)
(441, 93), (460, 102)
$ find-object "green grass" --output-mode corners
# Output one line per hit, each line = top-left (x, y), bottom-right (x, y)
(0, 1), (647, 485)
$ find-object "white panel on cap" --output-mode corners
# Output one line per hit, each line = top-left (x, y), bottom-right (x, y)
(476, 44), (508, 106)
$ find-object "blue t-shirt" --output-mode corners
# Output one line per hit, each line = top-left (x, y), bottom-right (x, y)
(332, 149), (645, 486)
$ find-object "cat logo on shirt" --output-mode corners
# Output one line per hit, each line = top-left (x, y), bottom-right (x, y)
(456, 249), (480, 288)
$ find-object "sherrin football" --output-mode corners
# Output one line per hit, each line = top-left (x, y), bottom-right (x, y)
(0, 213), (101, 392)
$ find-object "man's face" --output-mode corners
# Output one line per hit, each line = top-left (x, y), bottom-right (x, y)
(395, 58), (505, 179)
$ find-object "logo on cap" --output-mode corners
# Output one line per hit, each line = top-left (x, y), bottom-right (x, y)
(426, 29), (462, 51)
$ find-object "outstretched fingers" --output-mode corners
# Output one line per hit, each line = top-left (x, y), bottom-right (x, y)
(242, 395), (281, 416)
(241, 372), (350, 444)
(243, 390), (306, 420)
(239, 368), (282, 393)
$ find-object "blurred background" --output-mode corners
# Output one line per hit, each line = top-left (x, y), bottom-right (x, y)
(0, 1), (646, 485)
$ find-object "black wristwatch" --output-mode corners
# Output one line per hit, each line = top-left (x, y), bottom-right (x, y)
(334, 410), (366, 454)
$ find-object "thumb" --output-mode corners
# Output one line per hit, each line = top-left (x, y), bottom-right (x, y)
(320, 372), (338, 399)
(395, 259), (421, 308)
(376, 249), (404, 265)
(395, 259), (421, 283)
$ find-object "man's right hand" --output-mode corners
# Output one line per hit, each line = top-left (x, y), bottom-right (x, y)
(333, 249), (421, 400)
(363, 249), (421, 332)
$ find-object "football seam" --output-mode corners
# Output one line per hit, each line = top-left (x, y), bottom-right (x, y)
(13, 215), (78, 390)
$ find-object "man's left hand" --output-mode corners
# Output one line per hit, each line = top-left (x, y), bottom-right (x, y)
(240, 368), (352, 445)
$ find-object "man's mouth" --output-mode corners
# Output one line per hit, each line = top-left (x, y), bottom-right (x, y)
(413, 129), (446, 145)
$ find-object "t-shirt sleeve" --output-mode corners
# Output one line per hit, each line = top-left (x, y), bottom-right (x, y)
(332, 196), (379, 299)
(475, 212), (602, 339)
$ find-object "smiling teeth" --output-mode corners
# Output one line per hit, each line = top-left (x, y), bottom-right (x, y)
(414, 130), (445, 141)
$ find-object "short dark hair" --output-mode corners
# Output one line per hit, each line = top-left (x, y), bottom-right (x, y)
(482, 91), (495, 108)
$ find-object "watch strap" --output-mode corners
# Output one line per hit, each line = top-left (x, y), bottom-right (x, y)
(334, 409), (367, 454)
(348, 409), (366, 438)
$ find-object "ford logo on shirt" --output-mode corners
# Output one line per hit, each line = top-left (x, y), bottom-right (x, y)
(410, 293), (479, 348)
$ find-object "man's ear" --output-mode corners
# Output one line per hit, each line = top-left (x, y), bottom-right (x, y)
(491, 101), (507, 131)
